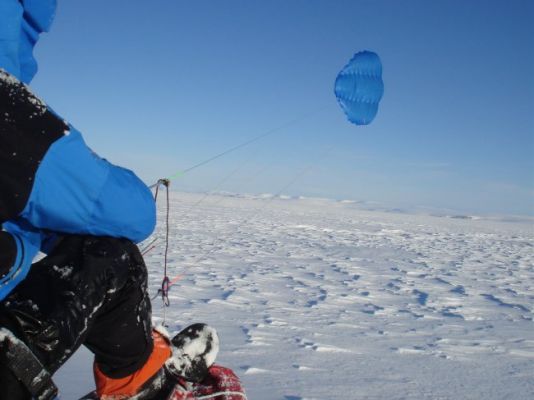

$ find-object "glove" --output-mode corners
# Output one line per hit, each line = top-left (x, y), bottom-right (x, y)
(0, 231), (16, 278)
(0, 220), (42, 301)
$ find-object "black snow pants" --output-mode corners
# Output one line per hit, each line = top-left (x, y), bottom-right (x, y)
(0, 235), (154, 399)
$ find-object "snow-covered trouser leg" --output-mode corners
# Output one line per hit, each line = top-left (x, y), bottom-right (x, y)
(0, 235), (154, 399)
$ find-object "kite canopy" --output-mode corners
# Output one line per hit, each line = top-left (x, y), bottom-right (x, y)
(334, 51), (384, 125)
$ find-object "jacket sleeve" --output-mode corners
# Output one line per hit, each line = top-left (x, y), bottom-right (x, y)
(0, 134), (157, 302)
(20, 127), (157, 244)
(0, 138), (157, 302)
(1, 68), (156, 243)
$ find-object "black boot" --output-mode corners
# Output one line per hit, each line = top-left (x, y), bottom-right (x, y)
(128, 324), (220, 400)
(166, 323), (219, 383)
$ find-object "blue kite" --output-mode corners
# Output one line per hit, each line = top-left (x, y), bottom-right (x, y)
(334, 50), (384, 125)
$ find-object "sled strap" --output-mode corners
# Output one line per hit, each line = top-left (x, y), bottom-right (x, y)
(0, 328), (58, 400)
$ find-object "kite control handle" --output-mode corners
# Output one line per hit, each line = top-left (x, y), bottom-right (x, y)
(157, 178), (170, 188)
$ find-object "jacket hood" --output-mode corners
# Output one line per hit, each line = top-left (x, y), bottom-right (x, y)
(0, 0), (57, 83)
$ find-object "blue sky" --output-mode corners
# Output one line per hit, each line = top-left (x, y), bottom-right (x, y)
(32, 0), (533, 215)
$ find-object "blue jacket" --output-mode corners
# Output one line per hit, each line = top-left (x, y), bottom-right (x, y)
(0, 0), (156, 300)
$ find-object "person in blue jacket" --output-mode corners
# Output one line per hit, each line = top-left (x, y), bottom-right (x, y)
(0, 1), (218, 399)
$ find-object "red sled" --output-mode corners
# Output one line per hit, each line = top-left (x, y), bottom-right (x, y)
(167, 365), (247, 400)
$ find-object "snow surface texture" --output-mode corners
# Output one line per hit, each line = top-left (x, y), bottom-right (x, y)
(55, 192), (534, 399)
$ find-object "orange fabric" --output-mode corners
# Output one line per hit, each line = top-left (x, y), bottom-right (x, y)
(94, 331), (172, 399)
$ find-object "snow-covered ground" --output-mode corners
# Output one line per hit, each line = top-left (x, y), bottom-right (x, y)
(56, 192), (534, 399)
